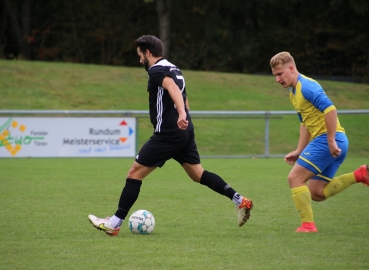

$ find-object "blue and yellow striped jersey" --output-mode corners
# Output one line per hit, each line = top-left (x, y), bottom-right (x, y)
(289, 74), (345, 139)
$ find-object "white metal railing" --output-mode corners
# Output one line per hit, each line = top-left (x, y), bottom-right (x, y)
(1, 110), (368, 158)
(1, 109), (369, 115)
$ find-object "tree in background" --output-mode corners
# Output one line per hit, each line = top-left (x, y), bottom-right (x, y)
(1, 0), (368, 81)
(156, 0), (172, 59)
(167, 0), (369, 80)
(2, 0), (32, 59)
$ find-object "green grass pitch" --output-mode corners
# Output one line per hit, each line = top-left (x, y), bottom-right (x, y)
(1, 59), (368, 269)
(1, 157), (368, 270)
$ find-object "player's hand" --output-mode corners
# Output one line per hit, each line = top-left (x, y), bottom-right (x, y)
(177, 118), (188, 130)
(328, 141), (341, 158)
(284, 150), (299, 166)
(177, 112), (188, 130)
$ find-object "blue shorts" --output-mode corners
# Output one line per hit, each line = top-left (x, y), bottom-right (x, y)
(297, 132), (348, 182)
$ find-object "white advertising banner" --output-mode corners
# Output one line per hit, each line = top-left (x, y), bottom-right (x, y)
(0, 117), (137, 158)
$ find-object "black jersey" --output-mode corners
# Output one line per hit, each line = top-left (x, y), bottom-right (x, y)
(147, 58), (193, 133)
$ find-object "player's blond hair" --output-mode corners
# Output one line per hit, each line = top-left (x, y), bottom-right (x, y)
(270, 52), (295, 68)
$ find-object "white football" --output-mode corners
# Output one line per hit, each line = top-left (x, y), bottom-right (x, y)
(128, 209), (155, 234)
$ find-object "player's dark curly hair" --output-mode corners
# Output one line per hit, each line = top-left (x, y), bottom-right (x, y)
(135, 35), (163, 57)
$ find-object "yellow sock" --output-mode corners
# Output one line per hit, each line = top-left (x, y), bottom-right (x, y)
(323, 172), (356, 199)
(291, 186), (314, 223)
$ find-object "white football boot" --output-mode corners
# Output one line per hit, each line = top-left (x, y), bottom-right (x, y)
(88, 215), (120, 236)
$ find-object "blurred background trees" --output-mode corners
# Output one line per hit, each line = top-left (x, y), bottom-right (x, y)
(1, 0), (368, 80)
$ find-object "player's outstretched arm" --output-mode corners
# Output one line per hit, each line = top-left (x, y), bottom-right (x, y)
(162, 76), (188, 130)
(325, 109), (341, 157)
(185, 98), (190, 111)
(285, 125), (311, 165)
(296, 124), (311, 153)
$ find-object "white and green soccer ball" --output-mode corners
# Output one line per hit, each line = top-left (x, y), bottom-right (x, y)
(128, 210), (155, 234)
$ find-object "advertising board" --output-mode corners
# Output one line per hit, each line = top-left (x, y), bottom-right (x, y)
(0, 117), (136, 157)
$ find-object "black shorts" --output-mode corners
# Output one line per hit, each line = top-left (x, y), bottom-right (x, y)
(135, 129), (200, 167)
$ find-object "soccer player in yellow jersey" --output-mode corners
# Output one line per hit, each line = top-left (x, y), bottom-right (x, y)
(270, 51), (369, 233)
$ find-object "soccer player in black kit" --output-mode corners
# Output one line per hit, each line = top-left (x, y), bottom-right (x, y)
(88, 35), (253, 236)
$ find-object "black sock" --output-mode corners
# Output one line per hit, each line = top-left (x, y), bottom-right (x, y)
(200, 170), (236, 200)
(114, 178), (142, 219)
